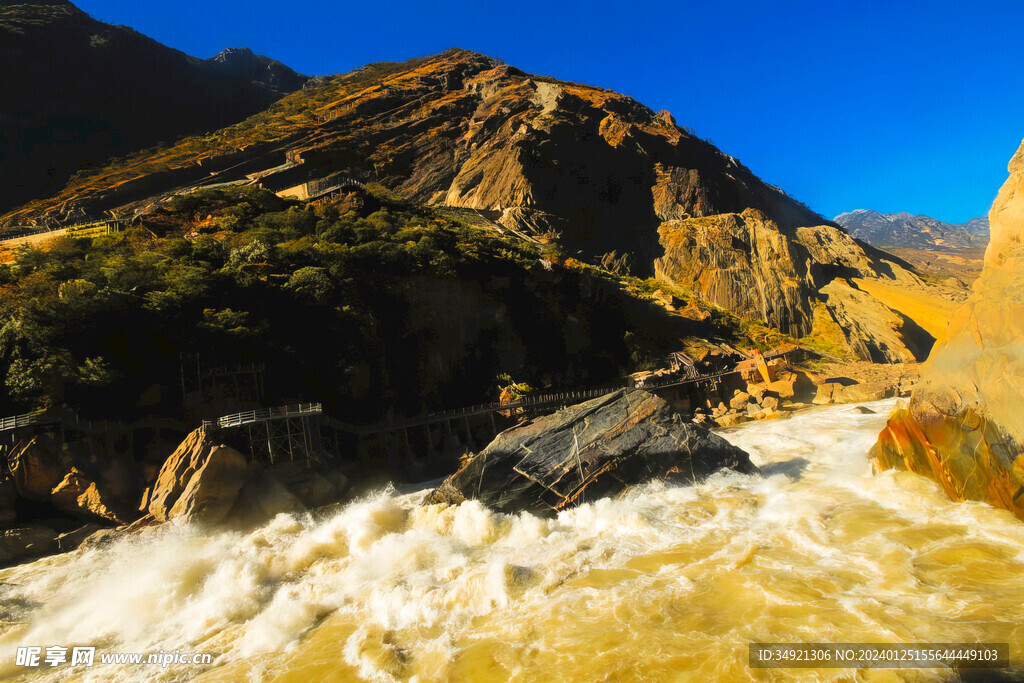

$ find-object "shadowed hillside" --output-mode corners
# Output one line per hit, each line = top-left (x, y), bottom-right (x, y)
(0, 0), (306, 216)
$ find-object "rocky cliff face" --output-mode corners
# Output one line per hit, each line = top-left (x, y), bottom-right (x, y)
(2, 46), (938, 356)
(654, 207), (935, 357)
(871, 139), (1024, 519)
(654, 209), (814, 335)
(818, 278), (933, 363)
(0, 0), (305, 215)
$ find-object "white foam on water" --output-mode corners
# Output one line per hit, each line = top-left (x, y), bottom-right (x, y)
(1, 399), (1022, 682)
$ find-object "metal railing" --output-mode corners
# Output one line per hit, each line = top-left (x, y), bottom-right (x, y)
(0, 409), (57, 432)
(0, 218), (129, 244)
(0, 405), (192, 436)
(204, 403), (323, 430)
(320, 352), (800, 436)
(307, 177), (367, 205)
(0, 350), (798, 438)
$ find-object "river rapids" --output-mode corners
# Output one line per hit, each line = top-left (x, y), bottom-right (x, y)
(1, 399), (1023, 682)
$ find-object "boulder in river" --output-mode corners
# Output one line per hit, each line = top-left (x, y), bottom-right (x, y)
(425, 389), (758, 514)
(166, 445), (248, 524)
(148, 426), (351, 525)
(50, 467), (130, 525)
(871, 138), (1024, 519)
(148, 426), (249, 524)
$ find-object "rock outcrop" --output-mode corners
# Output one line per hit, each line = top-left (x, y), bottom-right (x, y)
(8, 435), (67, 500)
(653, 208), (937, 358)
(49, 468), (130, 525)
(654, 209), (814, 335)
(165, 446), (248, 524)
(6, 435), (131, 524)
(147, 426), (248, 525)
(147, 426), (351, 526)
(818, 278), (934, 363)
(425, 389), (757, 514)
(871, 139), (1024, 519)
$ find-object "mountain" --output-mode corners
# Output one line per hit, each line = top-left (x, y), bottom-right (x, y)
(1, 49), (825, 242)
(962, 215), (991, 241)
(0, 0), (307, 215)
(206, 47), (308, 93)
(834, 209), (990, 250)
(0, 48), (953, 362)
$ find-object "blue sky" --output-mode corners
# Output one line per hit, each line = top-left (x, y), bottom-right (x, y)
(77, 0), (1023, 223)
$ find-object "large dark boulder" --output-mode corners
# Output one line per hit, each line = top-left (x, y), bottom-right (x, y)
(425, 389), (757, 514)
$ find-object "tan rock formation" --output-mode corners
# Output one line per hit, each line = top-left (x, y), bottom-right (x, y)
(8, 435), (67, 500)
(167, 446), (248, 524)
(654, 208), (936, 360)
(148, 426), (248, 524)
(655, 209), (813, 335)
(793, 224), (881, 284)
(818, 278), (934, 363)
(147, 426), (210, 520)
(871, 139), (1024, 519)
(814, 381), (896, 406)
(50, 468), (128, 525)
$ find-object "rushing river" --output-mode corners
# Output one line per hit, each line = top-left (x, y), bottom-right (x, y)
(1, 399), (1023, 682)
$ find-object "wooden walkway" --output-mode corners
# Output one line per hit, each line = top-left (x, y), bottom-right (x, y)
(0, 218), (129, 246)
(1, 349), (797, 470)
(0, 409), (59, 432)
(202, 403), (323, 430)
(0, 408), (188, 435)
(315, 348), (795, 437)
(2, 348), (794, 437)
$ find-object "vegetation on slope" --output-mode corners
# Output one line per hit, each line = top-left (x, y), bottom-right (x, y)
(1, 186), (789, 424)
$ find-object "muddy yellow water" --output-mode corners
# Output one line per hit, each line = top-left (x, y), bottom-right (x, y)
(2, 400), (1023, 682)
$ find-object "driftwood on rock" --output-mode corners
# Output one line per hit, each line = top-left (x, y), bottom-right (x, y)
(425, 389), (758, 514)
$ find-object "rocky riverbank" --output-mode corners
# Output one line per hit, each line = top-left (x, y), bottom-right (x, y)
(694, 361), (917, 429)
(0, 356), (915, 566)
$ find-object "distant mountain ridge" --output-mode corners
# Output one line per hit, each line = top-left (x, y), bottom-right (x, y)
(0, 0), (307, 214)
(206, 47), (308, 94)
(834, 209), (989, 250)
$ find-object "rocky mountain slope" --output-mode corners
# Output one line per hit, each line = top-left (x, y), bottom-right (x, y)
(834, 209), (989, 250)
(0, 0), (306, 215)
(1, 47), (948, 362)
(871, 138), (1024, 520)
(206, 47), (307, 93)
